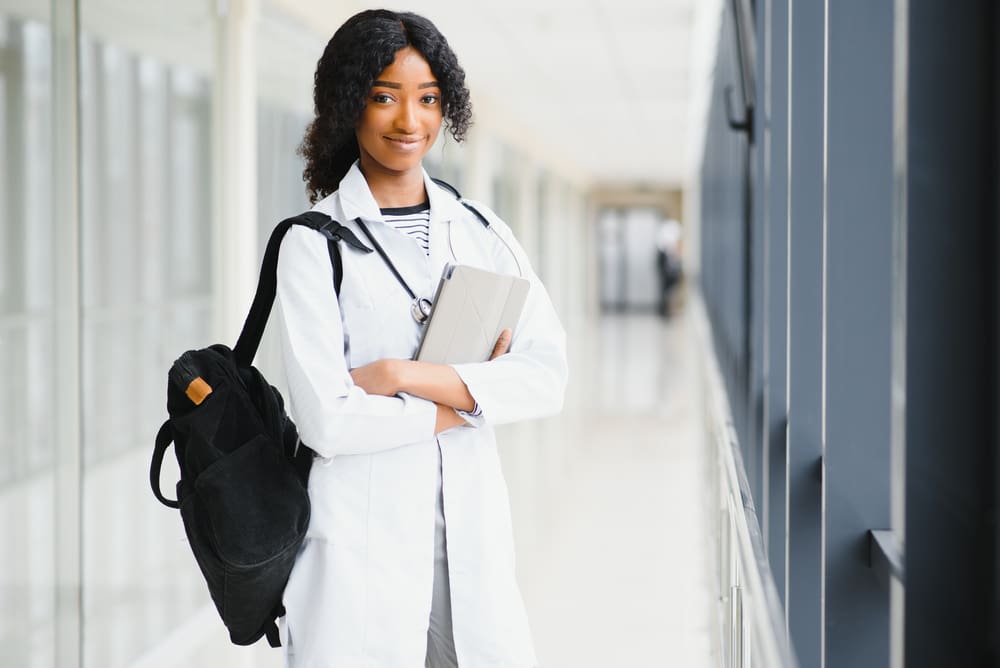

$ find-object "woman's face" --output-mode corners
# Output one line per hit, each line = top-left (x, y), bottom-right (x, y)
(356, 46), (443, 179)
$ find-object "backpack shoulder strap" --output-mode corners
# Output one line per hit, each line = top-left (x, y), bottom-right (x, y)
(232, 212), (372, 367)
(431, 177), (491, 230)
(294, 211), (373, 295)
(150, 420), (180, 508)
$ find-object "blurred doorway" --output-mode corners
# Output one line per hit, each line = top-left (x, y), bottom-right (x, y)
(598, 206), (664, 312)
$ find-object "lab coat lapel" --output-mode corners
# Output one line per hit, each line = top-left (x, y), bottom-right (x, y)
(337, 162), (382, 223)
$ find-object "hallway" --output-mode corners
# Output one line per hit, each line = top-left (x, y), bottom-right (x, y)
(507, 309), (717, 667)
(3, 0), (997, 663)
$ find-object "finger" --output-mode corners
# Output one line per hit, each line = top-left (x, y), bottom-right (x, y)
(490, 328), (512, 360)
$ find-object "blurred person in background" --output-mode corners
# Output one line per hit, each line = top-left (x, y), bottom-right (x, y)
(274, 9), (567, 668)
(655, 215), (683, 316)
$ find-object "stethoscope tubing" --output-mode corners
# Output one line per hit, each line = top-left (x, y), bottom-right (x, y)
(354, 212), (524, 325)
(355, 218), (418, 301)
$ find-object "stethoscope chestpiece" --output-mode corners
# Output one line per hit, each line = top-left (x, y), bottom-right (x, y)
(411, 297), (433, 324)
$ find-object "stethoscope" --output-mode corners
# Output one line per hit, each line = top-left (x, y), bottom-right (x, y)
(353, 206), (524, 326)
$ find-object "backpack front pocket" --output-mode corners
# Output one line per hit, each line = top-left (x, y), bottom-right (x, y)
(194, 434), (310, 568)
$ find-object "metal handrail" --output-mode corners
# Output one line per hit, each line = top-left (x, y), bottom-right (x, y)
(691, 292), (798, 668)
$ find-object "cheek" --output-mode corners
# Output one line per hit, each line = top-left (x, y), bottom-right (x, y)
(427, 112), (443, 136)
(360, 112), (379, 133)
(356, 113), (384, 150)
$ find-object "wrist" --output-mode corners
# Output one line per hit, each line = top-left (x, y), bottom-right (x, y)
(434, 402), (464, 434)
(392, 359), (413, 395)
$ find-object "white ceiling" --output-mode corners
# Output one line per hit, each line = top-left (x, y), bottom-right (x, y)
(275, 0), (708, 188)
(399, 0), (700, 187)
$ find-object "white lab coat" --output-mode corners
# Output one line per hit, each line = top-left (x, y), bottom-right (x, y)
(275, 162), (568, 667)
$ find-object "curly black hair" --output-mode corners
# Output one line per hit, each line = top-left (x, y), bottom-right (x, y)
(299, 9), (473, 203)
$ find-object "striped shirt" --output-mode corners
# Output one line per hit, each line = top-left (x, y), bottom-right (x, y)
(381, 202), (431, 255)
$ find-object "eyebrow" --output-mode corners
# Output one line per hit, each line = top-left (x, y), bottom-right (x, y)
(372, 80), (440, 89)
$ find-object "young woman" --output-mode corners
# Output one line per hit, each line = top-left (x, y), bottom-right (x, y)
(275, 9), (567, 667)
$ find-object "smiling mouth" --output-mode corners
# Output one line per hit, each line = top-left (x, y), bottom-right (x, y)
(385, 136), (424, 146)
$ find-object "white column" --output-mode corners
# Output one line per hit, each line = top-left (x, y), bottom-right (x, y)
(564, 187), (589, 324)
(51, 0), (82, 665)
(212, 0), (260, 344)
(543, 179), (570, 316)
(515, 160), (539, 265)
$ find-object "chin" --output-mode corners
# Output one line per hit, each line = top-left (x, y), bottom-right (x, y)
(378, 157), (425, 174)
(359, 144), (430, 176)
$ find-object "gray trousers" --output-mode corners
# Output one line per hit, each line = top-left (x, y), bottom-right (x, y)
(425, 442), (459, 668)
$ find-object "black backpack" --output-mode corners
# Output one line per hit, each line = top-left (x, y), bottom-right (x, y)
(149, 211), (372, 647)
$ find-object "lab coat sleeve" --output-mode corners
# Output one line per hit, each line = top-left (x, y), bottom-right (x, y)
(449, 209), (568, 426)
(275, 225), (437, 457)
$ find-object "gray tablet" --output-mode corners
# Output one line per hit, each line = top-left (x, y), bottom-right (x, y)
(415, 264), (530, 364)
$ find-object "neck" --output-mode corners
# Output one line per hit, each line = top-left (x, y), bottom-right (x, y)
(358, 160), (427, 209)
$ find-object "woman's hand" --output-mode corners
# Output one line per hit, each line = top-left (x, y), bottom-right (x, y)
(490, 328), (512, 360)
(433, 329), (511, 432)
(349, 359), (401, 397)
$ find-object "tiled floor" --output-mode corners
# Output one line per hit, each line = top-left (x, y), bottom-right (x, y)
(502, 310), (717, 668)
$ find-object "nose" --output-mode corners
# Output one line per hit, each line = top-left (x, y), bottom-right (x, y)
(394, 98), (418, 133)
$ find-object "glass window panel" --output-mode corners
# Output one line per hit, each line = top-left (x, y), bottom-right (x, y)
(79, 1), (219, 665)
(0, 323), (27, 485)
(137, 57), (168, 303)
(24, 320), (55, 473)
(0, 25), (8, 313)
(0, 7), (57, 667)
(167, 69), (212, 300)
(22, 20), (52, 312)
(257, 101), (310, 239)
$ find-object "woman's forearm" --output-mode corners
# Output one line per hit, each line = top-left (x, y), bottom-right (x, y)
(397, 360), (476, 412)
(348, 331), (511, 413)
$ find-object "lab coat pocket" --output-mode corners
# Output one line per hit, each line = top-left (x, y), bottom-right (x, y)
(307, 453), (371, 546)
(338, 252), (400, 312)
(339, 279), (399, 368)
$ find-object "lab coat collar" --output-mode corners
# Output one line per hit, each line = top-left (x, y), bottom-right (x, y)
(336, 161), (381, 222)
(422, 171), (469, 227)
(333, 160), (469, 226)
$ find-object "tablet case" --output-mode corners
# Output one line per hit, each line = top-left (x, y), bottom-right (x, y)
(415, 265), (530, 364)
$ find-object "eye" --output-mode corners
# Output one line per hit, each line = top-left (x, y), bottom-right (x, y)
(421, 94), (440, 105)
(371, 93), (394, 104)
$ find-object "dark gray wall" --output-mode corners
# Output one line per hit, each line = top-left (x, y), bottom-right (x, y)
(824, 0), (893, 664)
(698, 0), (998, 665)
(784, 0), (824, 661)
(761, 0), (789, 607)
(903, 1), (998, 664)
(746, 0), (766, 514)
(995, 6), (1000, 653)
